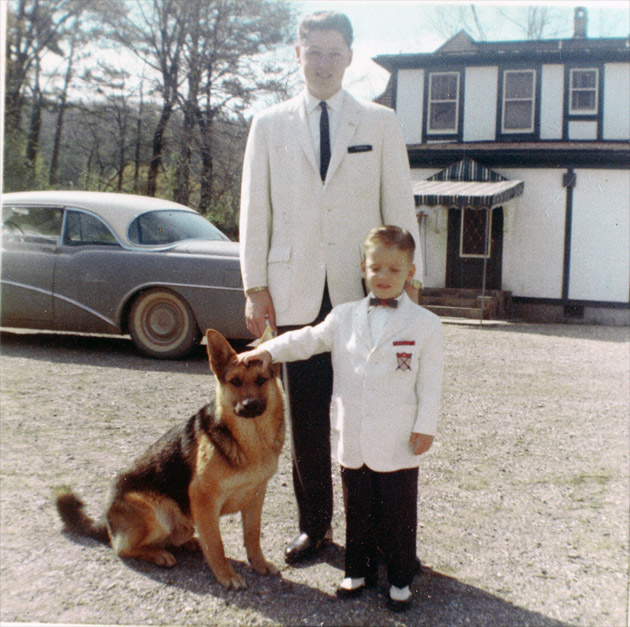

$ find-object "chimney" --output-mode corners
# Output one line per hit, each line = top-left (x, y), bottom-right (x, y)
(573, 7), (587, 38)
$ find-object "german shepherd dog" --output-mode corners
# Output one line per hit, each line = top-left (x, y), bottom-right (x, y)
(55, 329), (285, 590)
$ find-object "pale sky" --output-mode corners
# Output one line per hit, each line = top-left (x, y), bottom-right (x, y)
(289, 1), (630, 99)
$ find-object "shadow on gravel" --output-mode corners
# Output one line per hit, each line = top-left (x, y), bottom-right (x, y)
(0, 330), (253, 373)
(93, 540), (571, 627)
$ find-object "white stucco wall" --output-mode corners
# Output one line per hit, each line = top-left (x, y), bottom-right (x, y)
(499, 168), (567, 299)
(540, 64), (564, 140)
(569, 169), (630, 302)
(603, 63), (630, 140)
(411, 168), (447, 288)
(463, 67), (498, 142)
(395, 69), (424, 145)
(568, 120), (598, 141)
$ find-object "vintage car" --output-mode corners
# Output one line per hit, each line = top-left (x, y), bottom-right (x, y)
(1, 191), (249, 358)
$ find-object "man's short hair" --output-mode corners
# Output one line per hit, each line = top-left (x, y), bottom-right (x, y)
(298, 11), (353, 48)
(364, 225), (416, 261)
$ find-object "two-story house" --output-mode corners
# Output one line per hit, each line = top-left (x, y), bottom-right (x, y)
(374, 7), (630, 324)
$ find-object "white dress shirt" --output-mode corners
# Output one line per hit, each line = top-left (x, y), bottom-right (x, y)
(368, 293), (403, 345)
(304, 89), (344, 171)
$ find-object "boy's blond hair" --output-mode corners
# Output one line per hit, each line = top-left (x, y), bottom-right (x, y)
(363, 225), (416, 262)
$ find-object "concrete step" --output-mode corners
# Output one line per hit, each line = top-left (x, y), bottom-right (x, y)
(422, 288), (483, 298)
(419, 296), (497, 309)
(419, 288), (511, 319)
(423, 305), (488, 320)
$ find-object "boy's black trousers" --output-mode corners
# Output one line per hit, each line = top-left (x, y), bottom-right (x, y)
(341, 464), (419, 589)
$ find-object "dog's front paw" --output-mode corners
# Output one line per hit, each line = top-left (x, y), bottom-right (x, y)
(216, 569), (247, 590)
(249, 557), (279, 576)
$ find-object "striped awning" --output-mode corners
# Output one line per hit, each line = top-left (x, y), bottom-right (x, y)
(413, 157), (524, 207)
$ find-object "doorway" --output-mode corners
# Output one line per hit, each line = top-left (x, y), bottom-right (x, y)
(445, 206), (504, 290)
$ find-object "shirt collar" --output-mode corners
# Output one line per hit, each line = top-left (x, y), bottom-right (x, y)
(304, 88), (344, 114)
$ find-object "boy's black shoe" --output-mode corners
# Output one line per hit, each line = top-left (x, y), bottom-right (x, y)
(335, 573), (378, 599)
(387, 585), (413, 612)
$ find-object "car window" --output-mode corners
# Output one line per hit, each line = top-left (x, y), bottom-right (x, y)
(128, 210), (228, 245)
(1, 205), (64, 243)
(64, 210), (119, 246)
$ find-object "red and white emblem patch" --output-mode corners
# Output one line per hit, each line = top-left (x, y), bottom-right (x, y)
(396, 352), (412, 371)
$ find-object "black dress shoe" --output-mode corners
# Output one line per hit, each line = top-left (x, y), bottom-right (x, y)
(285, 529), (332, 564)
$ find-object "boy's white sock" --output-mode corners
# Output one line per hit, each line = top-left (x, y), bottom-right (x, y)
(389, 585), (411, 601)
(340, 577), (365, 590)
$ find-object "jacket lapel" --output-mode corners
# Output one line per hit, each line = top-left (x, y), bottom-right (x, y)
(324, 92), (361, 186)
(289, 92), (319, 176)
(353, 297), (373, 350)
(374, 294), (415, 349)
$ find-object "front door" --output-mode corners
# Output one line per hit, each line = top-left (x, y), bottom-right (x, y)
(446, 206), (504, 290)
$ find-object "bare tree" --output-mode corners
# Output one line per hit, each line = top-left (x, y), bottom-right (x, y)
(495, 5), (566, 40)
(174, 0), (295, 211)
(429, 4), (489, 42)
(429, 4), (573, 43)
(108, 0), (188, 196)
(4, 0), (117, 188)
(48, 13), (80, 185)
(133, 74), (147, 193)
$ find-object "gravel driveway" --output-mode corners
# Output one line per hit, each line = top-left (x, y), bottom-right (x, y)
(0, 321), (628, 626)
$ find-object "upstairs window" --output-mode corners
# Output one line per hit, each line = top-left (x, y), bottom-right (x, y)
(428, 72), (459, 134)
(569, 68), (598, 115)
(502, 70), (535, 133)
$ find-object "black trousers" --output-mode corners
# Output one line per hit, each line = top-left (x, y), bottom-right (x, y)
(340, 465), (419, 589)
(279, 286), (334, 540)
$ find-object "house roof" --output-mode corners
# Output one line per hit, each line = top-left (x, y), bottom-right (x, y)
(413, 158), (524, 207)
(374, 31), (630, 71)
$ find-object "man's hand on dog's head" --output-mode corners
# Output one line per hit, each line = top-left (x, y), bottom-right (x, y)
(237, 349), (273, 370)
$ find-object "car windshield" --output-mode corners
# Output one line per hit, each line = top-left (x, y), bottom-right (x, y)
(128, 210), (229, 245)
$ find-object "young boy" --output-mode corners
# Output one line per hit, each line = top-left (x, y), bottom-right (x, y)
(237, 226), (444, 611)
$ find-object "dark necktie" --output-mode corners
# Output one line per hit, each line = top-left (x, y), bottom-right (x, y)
(319, 101), (330, 182)
(369, 297), (398, 309)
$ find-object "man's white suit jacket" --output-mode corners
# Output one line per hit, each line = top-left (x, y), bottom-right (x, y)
(240, 89), (422, 327)
(264, 293), (444, 472)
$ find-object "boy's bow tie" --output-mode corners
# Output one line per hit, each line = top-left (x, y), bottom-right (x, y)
(369, 297), (398, 309)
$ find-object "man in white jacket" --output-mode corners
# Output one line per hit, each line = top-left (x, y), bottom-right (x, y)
(238, 226), (443, 611)
(239, 10), (422, 565)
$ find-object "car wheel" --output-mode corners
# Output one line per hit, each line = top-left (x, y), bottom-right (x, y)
(128, 288), (201, 359)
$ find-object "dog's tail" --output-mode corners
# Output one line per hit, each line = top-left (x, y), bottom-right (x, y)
(54, 486), (110, 544)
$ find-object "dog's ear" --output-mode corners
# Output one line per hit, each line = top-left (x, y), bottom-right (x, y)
(269, 362), (281, 378)
(205, 329), (236, 379)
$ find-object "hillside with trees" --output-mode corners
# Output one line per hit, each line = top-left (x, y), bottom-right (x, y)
(3, 0), (297, 239)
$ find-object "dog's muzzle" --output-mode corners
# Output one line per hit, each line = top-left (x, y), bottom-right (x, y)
(236, 398), (267, 419)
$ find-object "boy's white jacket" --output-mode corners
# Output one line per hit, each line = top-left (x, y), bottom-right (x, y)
(265, 293), (444, 472)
